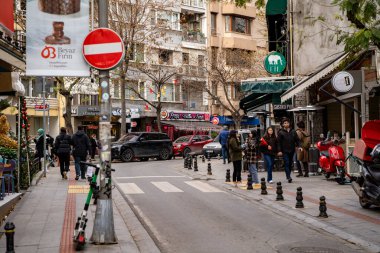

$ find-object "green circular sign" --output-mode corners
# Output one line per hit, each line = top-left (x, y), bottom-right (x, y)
(264, 52), (286, 74)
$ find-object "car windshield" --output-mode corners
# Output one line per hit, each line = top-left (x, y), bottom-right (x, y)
(117, 133), (139, 143)
(174, 136), (191, 143)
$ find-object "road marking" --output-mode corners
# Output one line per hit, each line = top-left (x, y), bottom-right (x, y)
(151, 182), (184, 193)
(116, 176), (187, 179)
(185, 181), (223, 193)
(119, 183), (144, 194)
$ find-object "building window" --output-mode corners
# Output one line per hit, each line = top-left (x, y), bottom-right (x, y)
(161, 83), (175, 102)
(198, 55), (204, 67)
(125, 82), (139, 99)
(80, 94), (90, 105)
(113, 80), (120, 98)
(211, 13), (217, 35)
(91, 95), (99, 106)
(129, 43), (145, 62)
(159, 50), (173, 65)
(150, 10), (180, 30)
(182, 53), (189, 64)
(225, 15), (251, 34)
(211, 47), (218, 69)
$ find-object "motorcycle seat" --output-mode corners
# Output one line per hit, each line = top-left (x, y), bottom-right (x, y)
(321, 151), (329, 158)
(368, 164), (380, 182)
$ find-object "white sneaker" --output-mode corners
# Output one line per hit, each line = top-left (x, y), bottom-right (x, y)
(268, 180), (273, 184)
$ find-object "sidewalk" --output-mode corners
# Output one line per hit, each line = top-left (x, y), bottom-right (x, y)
(0, 163), (159, 253)
(175, 157), (380, 253)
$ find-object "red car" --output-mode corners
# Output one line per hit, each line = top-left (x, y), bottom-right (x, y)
(173, 135), (213, 157)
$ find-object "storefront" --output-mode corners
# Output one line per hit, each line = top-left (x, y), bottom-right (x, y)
(160, 110), (221, 140)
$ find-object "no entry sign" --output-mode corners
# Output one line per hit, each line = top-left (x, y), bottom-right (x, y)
(82, 28), (124, 70)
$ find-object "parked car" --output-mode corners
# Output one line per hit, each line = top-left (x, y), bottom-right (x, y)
(173, 135), (213, 157)
(111, 132), (173, 162)
(202, 129), (251, 157)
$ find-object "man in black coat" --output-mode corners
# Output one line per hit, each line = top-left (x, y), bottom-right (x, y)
(277, 118), (300, 183)
(71, 126), (90, 180)
(54, 127), (72, 179)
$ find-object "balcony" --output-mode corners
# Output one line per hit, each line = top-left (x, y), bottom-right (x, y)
(181, 0), (205, 12)
(178, 65), (206, 78)
(182, 31), (206, 44)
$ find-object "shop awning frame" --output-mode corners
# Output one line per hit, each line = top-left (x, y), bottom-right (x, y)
(281, 53), (348, 102)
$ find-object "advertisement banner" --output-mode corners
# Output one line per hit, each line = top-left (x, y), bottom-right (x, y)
(0, 0), (14, 34)
(26, 0), (90, 76)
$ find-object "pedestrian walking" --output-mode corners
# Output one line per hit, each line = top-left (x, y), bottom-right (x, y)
(54, 127), (72, 179)
(277, 118), (300, 183)
(34, 129), (45, 171)
(260, 126), (278, 184)
(228, 130), (243, 187)
(71, 126), (90, 180)
(89, 134), (98, 161)
(295, 121), (311, 177)
(219, 125), (229, 164)
(245, 130), (259, 185)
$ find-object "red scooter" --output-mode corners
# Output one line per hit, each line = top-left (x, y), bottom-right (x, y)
(317, 138), (347, 184)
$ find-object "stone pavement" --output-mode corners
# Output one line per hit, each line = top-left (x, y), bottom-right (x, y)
(175, 157), (380, 253)
(0, 163), (160, 253)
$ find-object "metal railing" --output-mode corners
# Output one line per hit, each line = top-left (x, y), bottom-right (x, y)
(182, 31), (206, 44)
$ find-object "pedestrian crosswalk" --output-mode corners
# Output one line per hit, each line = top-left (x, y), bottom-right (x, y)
(117, 181), (224, 195)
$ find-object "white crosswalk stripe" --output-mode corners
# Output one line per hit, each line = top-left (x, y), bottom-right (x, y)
(119, 183), (144, 194)
(184, 181), (223, 193)
(151, 182), (184, 193)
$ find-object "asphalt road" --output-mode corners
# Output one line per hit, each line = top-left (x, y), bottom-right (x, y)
(113, 159), (368, 253)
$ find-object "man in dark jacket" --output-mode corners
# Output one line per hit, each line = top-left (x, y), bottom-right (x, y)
(219, 125), (229, 164)
(72, 126), (90, 180)
(277, 118), (300, 183)
(55, 127), (72, 179)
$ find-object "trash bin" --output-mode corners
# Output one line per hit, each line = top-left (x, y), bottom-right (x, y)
(309, 147), (319, 174)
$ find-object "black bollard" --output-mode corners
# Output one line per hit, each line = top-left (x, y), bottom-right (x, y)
(247, 174), (253, 190)
(207, 153), (211, 162)
(318, 196), (328, 218)
(260, 177), (268, 195)
(188, 155), (193, 170)
(207, 162), (212, 175)
(202, 155), (205, 163)
(276, 182), (284, 201)
(4, 222), (15, 253)
(225, 169), (231, 182)
(295, 187), (304, 208)
(184, 156), (188, 169)
(194, 156), (198, 171)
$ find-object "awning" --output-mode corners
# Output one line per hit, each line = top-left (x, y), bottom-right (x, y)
(240, 77), (293, 112)
(281, 53), (348, 102)
(162, 121), (222, 131)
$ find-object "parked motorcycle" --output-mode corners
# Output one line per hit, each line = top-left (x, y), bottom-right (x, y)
(351, 120), (380, 208)
(317, 138), (347, 184)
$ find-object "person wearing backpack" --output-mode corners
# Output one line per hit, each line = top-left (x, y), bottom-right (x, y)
(54, 127), (72, 179)
(295, 121), (311, 177)
(72, 126), (91, 180)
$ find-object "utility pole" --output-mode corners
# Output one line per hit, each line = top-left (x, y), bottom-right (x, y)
(90, 0), (117, 244)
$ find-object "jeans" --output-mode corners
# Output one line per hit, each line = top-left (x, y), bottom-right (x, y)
(232, 160), (242, 182)
(221, 145), (228, 163)
(58, 154), (70, 177)
(282, 152), (294, 180)
(74, 156), (87, 178)
(248, 163), (259, 184)
(264, 154), (275, 182)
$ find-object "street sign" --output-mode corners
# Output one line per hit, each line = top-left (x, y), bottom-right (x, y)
(82, 28), (124, 70)
(35, 104), (49, 111)
(264, 52), (286, 74)
(332, 71), (354, 93)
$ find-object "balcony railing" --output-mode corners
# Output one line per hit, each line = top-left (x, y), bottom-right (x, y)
(182, 0), (205, 8)
(182, 31), (205, 44)
(0, 29), (26, 56)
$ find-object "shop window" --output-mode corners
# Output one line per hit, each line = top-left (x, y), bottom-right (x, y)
(225, 15), (251, 35)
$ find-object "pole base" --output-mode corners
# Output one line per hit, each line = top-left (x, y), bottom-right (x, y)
(90, 199), (118, 244)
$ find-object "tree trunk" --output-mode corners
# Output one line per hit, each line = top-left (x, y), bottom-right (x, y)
(232, 113), (243, 130)
(156, 103), (162, 133)
(63, 94), (73, 134)
(120, 66), (127, 135)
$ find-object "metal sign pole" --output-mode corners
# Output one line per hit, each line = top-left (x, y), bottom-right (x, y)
(42, 77), (47, 177)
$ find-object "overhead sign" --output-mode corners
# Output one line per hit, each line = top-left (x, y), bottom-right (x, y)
(161, 110), (211, 121)
(264, 52), (286, 75)
(332, 71), (354, 93)
(26, 0), (90, 76)
(82, 28), (124, 70)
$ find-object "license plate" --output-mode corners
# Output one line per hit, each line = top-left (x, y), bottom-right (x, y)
(206, 150), (213, 153)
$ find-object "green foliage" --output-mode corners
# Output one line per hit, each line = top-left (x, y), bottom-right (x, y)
(333, 0), (380, 51)
(0, 99), (10, 111)
(0, 146), (17, 159)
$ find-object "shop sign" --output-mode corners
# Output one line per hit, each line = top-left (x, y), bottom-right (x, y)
(211, 117), (219, 125)
(332, 71), (354, 93)
(213, 116), (260, 126)
(264, 52), (286, 74)
(87, 125), (98, 129)
(161, 110), (210, 121)
(273, 104), (293, 110)
(35, 103), (49, 111)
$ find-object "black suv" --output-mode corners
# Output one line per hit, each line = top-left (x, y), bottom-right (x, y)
(111, 132), (173, 162)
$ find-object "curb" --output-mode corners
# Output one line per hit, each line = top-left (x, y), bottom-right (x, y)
(31, 170), (44, 186)
(113, 181), (161, 253)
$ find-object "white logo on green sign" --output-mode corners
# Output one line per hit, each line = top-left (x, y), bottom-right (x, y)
(264, 52), (286, 74)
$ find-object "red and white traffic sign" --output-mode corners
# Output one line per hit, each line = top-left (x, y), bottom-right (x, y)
(82, 28), (124, 70)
